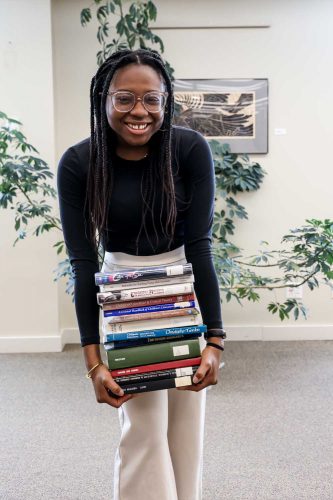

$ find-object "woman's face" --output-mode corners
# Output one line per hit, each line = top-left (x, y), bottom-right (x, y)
(106, 63), (166, 149)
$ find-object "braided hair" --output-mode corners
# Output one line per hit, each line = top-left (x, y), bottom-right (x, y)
(86, 48), (176, 256)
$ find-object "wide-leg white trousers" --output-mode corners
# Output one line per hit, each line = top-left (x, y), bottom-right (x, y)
(102, 247), (206, 500)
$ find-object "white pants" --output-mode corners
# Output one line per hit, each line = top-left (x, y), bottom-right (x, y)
(102, 247), (207, 500)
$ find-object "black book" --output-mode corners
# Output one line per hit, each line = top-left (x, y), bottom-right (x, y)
(115, 365), (199, 385)
(109, 374), (195, 395)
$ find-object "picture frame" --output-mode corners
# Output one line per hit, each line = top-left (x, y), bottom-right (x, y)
(173, 79), (269, 154)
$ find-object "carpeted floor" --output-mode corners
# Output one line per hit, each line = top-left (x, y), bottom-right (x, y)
(1, 341), (332, 500)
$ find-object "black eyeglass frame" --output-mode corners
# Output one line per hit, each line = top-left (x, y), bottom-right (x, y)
(103, 90), (169, 113)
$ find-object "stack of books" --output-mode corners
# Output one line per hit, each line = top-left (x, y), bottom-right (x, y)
(95, 263), (206, 395)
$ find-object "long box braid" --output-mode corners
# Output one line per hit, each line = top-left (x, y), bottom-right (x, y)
(85, 48), (176, 256)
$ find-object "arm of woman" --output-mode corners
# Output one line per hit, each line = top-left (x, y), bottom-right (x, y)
(176, 129), (224, 391)
(57, 142), (132, 406)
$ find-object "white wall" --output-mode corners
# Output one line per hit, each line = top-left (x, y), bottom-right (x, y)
(0, 0), (59, 352)
(2, 0), (332, 351)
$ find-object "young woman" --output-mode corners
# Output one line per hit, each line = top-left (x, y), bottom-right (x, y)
(57, 48), (225, 500)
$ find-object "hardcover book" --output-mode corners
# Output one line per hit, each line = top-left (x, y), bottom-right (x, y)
(107, 338), (201, 369)
(109, 374), (195, 395)
(110, 356), (202, 377)
(114, 365), (199, 384)
(104, 333), (201, 350)
(103, 324), (206, 343)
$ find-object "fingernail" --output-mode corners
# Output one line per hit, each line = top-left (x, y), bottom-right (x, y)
(193, 376), (199, 384)
(119, 389), (124, 396)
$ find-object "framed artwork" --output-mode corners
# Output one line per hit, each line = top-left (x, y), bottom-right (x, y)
(173, 79), (268, 154)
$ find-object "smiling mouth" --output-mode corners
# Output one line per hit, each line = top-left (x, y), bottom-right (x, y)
(126, 123), (151, 130)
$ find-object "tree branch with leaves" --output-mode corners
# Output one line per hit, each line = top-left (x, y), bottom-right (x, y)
(0, 111), (73, 294)
(80, 0), (174, 76)
(210, 140), (333, 320)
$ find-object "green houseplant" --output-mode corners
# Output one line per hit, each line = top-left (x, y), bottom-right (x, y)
(80, 0), (174, 76)
(209, 141), (333, 319)
(0, 111), (74, 294)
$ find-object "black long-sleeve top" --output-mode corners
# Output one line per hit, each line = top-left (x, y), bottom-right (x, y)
(57, 126), (223, 346)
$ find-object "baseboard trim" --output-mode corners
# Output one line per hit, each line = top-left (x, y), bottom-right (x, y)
(0, 335), (63, 353)
(0, 328), (80, 353)
(227, 325), (333, 341)
(1, 325), (332, 353)
(61, 328), (81, 346)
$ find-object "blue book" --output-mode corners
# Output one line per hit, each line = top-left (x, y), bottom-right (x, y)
(103, 301), (196, 317)
(103, 324), (207, 343)
(104, 333), (201, 350)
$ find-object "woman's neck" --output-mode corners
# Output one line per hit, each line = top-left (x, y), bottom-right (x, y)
(116, 145), (149, 161)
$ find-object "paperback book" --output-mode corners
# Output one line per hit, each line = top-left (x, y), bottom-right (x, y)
(99, 274), (194, 292)
(95, 263), (192, 285)
(103, 314), (201, 333)
(103, 300), (196, 317)
(102, 293), (195, 311)
(103, 307), (199, 324)
(97, 283), (194, 305)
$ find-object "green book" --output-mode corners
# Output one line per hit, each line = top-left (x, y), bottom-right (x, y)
(107, 338), (201, 370)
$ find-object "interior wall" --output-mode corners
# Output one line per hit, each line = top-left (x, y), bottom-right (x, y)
(51, 0), (333, 342)
(0, 0), (59, 352)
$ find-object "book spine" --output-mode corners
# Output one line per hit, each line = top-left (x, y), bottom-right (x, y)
(107, 338), (201, 369)
(104, 308), (199, 324)
(115, 365), (199, 384)
(99, 274), (194, 292)
(102, 293), (195, 311)
(97, 283), (194, 305)
(110, 356), (202, 377)
(103, 314), (200, 333)
(103, 324), (207, 343)
(109, 375), (195, 395)
(103, 300), (196, 317)
(95, 263), (193, 285)
(104, 333), (201, 350)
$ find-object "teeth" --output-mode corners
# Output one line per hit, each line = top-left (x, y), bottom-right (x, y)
(127, 123), (149, 130)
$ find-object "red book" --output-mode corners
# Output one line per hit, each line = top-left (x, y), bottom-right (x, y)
(102, 293), (195, 311)
(110, 356), (202, 377)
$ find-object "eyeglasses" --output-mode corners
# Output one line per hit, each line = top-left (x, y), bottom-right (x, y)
(106, 91), (168, 113)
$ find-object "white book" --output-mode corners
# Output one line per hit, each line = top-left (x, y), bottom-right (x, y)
(102, 313), (201, 333)
(99, 274), (194, 292)
(97, 283), (194, 305)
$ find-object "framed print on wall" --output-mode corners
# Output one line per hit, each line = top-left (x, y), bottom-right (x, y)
(173, 79), (269, 154)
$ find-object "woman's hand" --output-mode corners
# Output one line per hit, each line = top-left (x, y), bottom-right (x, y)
(177, 342), (223, 392)
(90, 364), (134, 408)
(83, 344), (133, 408)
